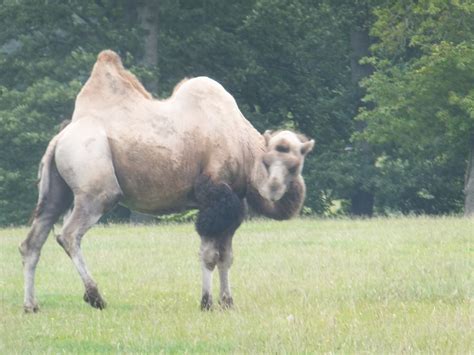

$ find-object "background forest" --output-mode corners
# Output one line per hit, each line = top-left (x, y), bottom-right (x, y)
(0, 0), (473, 225)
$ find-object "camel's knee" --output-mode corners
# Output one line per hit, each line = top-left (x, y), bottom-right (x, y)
(200, 239), (220, 270)
(218, 248), (233, 268)
(18, 241), (39, 265)
(194, 175), (244, 238)
(19, 229), (41, 255)
(18, 241), (36, 268)
(18, 240), (29, 259)
(19, 218), (54, 261)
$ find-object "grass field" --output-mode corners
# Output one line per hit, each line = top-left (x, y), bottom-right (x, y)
(0, 217), (472, 353)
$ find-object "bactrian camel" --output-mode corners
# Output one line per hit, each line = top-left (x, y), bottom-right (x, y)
(19, 50), (314, 312)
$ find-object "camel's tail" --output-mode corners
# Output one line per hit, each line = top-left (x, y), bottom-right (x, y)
(30, 120), (71, 223)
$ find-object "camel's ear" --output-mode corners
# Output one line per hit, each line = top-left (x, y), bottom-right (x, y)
(301, 139), (315, 155)
(263, 130), (273, 145)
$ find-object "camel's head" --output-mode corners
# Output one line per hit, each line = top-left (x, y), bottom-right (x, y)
(258, 130), (314, 201)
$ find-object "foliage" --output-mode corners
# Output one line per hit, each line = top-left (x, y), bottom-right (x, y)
(0, 0), (147, 225)
(0, 78), (81, 224)
(1, 0), (473, 224)
(155, 209), (199, 223)
(357, 0), (474, 214)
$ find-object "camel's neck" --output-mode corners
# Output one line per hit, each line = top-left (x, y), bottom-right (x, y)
(247, 168), (306, 220)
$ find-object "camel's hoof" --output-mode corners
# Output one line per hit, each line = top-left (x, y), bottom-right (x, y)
(83, 288), (106, 310)
(200, 294), (213, 311)
(219, 295), (234, 309)
(24, 302), (39, 313)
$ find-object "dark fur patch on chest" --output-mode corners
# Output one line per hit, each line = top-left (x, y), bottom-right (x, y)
(194, 175), (244, 238)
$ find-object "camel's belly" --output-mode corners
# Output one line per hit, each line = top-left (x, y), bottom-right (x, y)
(109, 138), (202, 214)
(118, 178), (197, 215)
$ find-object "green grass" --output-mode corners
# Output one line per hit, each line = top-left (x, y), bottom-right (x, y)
(1, 217), (473, 353)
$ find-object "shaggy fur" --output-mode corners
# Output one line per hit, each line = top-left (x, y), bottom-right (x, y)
(194, 175), (244, 238)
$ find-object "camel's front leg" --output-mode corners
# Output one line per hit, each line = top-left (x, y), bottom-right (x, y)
(199, 238), (219, 310)
(217, 236), (234, 308)
(194, 175), (244, 310)
(199, 235), (234, 310)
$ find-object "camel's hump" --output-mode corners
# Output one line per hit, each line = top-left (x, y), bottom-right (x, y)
(73, 50), (152, 118)
(94, 50), (150, 99)
(97, 50), (124, 68)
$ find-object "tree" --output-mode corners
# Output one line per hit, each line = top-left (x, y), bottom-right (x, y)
(345, 0), (376, 216)
(0, 0), (144, 225)
(358, 0), (474, 215)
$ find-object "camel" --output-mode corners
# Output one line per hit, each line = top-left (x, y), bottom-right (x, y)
(19, 50), (314, 313)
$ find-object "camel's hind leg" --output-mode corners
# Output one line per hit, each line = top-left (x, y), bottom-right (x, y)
(19, 166), (72, 313)
(56, 191), (121, 310)
(54, 120), (122, 309)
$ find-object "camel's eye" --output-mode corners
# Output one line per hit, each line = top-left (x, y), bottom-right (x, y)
(276, 145), (289, 153)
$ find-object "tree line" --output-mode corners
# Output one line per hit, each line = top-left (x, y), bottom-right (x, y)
(0, 0), (473, 225)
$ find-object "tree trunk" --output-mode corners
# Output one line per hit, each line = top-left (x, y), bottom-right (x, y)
(464, 135), (474, 216)
(137, 1), (159, 92)
(350, 25), (374, 217)
(350, 28), (372, 88)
